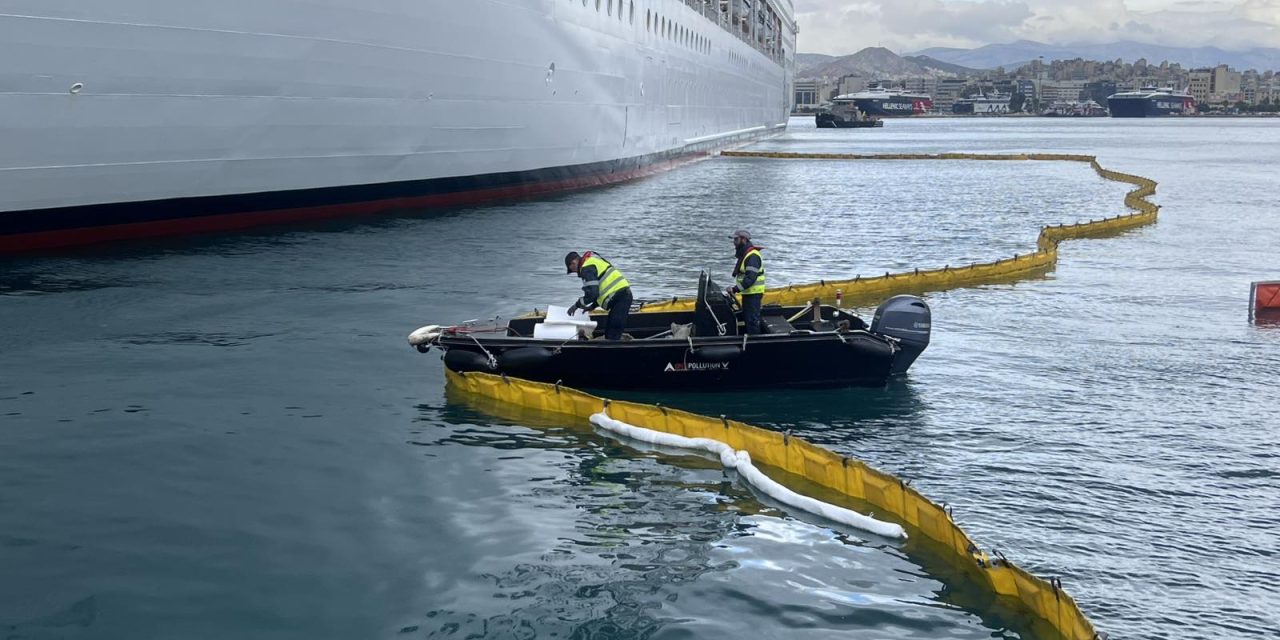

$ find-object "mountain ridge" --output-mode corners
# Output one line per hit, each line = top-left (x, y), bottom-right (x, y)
(796, 47), (980, 79)
(907, 40), (1280, 71)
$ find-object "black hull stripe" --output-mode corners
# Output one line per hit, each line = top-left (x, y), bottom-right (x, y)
(3, 148), (677, 236)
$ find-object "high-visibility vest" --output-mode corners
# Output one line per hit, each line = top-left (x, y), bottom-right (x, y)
(582, 254), (631, 307)
(735, 248), (766, 295)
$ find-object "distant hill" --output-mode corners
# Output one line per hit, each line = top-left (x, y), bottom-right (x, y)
(903, 55), (981, 76)
(795, 53), (837, 69)
(796, 47), (978, 79)
(911, 40), (1280, 71)
(910, 40), (1044, 70)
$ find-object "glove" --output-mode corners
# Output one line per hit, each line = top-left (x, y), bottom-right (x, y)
(725, 286), (740, 296)
(567, 301), (582, 316)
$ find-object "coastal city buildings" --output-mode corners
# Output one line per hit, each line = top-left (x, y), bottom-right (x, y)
(795, 53), (1279, 114)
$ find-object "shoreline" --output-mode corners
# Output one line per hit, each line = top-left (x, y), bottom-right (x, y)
(791, 111), (1280, 118)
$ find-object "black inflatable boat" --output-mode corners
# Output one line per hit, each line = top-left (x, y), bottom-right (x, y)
(409, 273), (930, 391)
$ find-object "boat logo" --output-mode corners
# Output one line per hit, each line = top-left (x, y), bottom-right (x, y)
(664, 361), (730, 372)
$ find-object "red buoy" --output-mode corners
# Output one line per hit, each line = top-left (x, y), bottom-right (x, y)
(1251, 281), (1280, 322)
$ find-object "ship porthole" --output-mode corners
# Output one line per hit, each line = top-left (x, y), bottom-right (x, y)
(69, 82), (84, 95)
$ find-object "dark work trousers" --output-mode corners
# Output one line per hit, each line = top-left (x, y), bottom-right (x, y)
(741, 293), (763, 335)
(603, 288), (633, 340)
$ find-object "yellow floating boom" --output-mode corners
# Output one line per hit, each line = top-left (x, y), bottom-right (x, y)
(447, 370), (1101, 640)
(636, 152), (1159, 312)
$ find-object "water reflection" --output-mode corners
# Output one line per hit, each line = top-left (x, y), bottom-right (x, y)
(0, 266), (152, 296)
(1252, 309), (1280, 327)
(416, 391), (753, 639)
(608, 379), (928, 448)
(8, 118), (1276, 639)
(417, 387), (1047, 640)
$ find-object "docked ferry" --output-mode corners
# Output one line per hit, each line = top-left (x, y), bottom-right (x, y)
(836, 85), (933, 117)
(1, 1), (796, 252)
(1107, 86), (1196, 117)
(952, 92), (1011, 115)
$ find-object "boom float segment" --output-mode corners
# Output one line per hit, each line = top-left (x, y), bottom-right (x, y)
(636, 152), (1159, 312)
(589, 412), (908, 539)
(446, 369), (1101, 640)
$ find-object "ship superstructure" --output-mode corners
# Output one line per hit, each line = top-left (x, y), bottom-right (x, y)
(952, 92), (1011, 115)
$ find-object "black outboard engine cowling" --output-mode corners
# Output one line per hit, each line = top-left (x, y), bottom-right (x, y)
(870, 295), (931, 375)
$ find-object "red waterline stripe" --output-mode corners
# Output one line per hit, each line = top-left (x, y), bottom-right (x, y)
(1, 154), (698, 253)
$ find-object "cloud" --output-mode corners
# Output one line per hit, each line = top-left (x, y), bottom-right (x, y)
(1234, 0), (1280, 22)
(878, 0), (1034, 42)
(794, 0), (1280, 53)
(1123, 20), (1159, 33)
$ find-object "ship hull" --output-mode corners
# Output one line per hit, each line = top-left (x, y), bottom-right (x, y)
(952, 101), (1009, 115)
(1107, 95), (1195, 117)
(0, 138), (766, 252)
(1, 1), (796, 251)
(814, 114), (882, 128)
(853, 97), (932, 117)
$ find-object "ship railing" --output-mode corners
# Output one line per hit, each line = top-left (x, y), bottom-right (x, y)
(680, 0), (784, 65)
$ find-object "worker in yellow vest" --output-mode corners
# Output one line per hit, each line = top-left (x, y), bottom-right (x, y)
(564, 251), (633, 340)
(727, 230), (766, 335)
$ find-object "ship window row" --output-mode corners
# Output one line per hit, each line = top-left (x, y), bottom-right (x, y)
(579, 0), (635, 24)
(644, 9), (711, 54)
(575, 0), (784, 62)
(684, 1), (785, 63)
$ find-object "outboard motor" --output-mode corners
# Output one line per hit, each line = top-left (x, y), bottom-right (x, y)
(870, 295), (931, 375)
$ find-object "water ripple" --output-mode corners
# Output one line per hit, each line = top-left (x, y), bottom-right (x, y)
(2, 117), (1277, 639)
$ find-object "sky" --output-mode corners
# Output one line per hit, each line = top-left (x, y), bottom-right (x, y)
(794, 0), (1280, 54)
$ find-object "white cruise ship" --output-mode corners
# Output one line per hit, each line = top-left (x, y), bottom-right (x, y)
(0, 1), (796, 251)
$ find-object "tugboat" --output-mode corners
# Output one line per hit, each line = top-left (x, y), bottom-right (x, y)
(816, 97), (884, 128)
(409, 273), (930, 391)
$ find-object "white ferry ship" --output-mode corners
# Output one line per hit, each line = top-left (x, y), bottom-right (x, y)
(952, 92), (1011, 115)
(0, 1), (796, 251)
